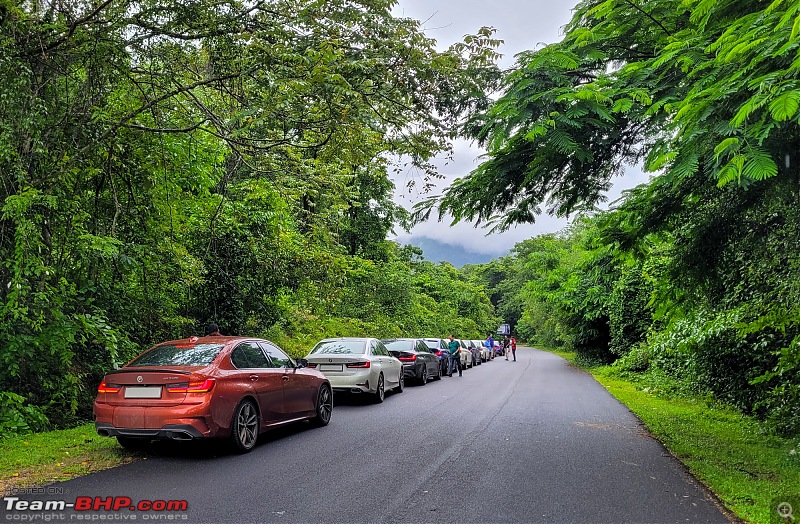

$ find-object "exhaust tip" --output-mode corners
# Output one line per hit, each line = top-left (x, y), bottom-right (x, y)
(97, 429), (111, 437)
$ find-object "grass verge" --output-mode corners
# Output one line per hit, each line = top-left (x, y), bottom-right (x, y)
(0, 423), (133, 494)
(547, 348), (800, 524)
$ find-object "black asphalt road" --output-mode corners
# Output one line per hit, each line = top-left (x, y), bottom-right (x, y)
(2, 348), (733, 523)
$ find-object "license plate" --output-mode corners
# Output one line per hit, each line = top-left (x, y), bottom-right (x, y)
(320, 364), (343, 372)
(124, 386), (162, 399)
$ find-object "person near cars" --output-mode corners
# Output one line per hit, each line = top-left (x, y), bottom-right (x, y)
(204, 322), (222, 336)
(503, 335), (511, 360)
(511, 336), (517, 361)
(487, 334), (495, 359)
(447, 335), (462, 377)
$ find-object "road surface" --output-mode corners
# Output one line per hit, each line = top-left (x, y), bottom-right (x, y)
(1, 347), (732, 523)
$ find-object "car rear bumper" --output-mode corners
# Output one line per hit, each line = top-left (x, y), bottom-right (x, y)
(95, 422), (204, 441)
(325, 370), (375, 394)
(94, 400), (216, 439)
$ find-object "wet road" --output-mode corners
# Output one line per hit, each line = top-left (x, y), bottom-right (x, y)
(2, 347), (732, 523)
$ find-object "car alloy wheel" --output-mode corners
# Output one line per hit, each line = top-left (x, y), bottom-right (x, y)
(396, 371), (404, 393)
(435, 363), (442, 380)
(374, 373), (385, 403)
(420, 366), (428, 385)
(231, 399), (259, 453)
(311, 385), (333, 427)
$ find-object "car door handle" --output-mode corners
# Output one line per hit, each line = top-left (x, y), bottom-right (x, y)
(249, 374), (259, 381)
(282, 376), (290, 381)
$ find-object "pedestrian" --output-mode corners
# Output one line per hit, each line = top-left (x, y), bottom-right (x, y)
(503, 335), (511, 360)
(204, 322), (222, 336)
(487, 333), (495, 359)
(484, 336), (493, 360)
(447, 335), (462, 377)
(510, 336), (517, 362)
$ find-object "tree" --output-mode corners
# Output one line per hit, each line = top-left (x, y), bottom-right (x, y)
(417, 0), (800, 231)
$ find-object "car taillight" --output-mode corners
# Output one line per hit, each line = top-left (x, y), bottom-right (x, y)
(306, 363), (318, 368)
(97, 382), (120, 394)
(435, 350), (444, 357)
(398, 354), (417, 361)
(345, 361), (370, 368)
(166, 379), (216, 393)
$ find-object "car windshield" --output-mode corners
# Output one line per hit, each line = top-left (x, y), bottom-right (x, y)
(310, 340), (367, 355)
(384, 340), (415, 351)
(129, 343), (225, 367)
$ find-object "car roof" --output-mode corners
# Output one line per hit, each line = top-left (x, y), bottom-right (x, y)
(156, 336), (260, 345)
(317, 337), (373, 343)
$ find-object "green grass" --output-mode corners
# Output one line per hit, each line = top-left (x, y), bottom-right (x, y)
(547, 348), (800, 524)
(0, 423), (133, 492)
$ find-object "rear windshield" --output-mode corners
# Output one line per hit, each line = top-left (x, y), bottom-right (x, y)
(129, 343), (225, 367)
(384, 340), (415, 351)
(422, 339), (440, 349)
(310, 340), (366, 355)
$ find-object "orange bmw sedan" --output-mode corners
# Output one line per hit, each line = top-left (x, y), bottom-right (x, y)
(94, 336), (332, 453)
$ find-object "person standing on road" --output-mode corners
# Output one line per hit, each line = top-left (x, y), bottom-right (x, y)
(447, 335), (462, 377)
(487, 333), (495, 359)
(503, 335), (511, 360)
(510, 336), (517, 361)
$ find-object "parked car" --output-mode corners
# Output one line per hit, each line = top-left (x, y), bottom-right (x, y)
(422, 338), (449, 376)
(383, 338), (441, 384)
(473, 340), (491, 362)
(305, 338), (403, 403)
(458, 339), (475, 368)
(94, 336), (332, 453)
(466, 339), (482, 366)
(494, 340), (504, 356)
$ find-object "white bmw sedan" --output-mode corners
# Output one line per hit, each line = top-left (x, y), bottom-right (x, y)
(305, 338), (403, 403)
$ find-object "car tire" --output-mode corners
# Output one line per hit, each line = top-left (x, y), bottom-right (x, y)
(434, 363), (442, 380)
(420, 366), (428, 385)
(396, 370), (404, 393)
(116, 436), (149, 452)
(230, 399), (259, 453)
(310, 384), (333, 427)
(373, 373), (385, 403)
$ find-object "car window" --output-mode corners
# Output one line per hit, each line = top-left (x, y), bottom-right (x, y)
(310, 340), (367, 355)
(230, 342), (270, 369)
(129, 343), (225, 367)
(384, 340), (415, 352)
(374, 341), (389, 356)
(417, 342), (430, 353)
(259, 342), (294, 368)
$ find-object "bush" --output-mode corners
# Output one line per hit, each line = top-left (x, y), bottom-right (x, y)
(0, 392), (49, 438)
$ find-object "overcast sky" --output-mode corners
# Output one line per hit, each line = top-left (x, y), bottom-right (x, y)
(389, 0), (650, 256)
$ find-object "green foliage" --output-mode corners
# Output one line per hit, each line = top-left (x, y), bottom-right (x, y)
(0, 392), (48, 438)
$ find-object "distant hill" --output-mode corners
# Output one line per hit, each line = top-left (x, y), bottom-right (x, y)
(402, 236), (497, 267)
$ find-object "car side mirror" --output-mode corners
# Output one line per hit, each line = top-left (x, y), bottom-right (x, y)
(296, 358), (308, 368)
